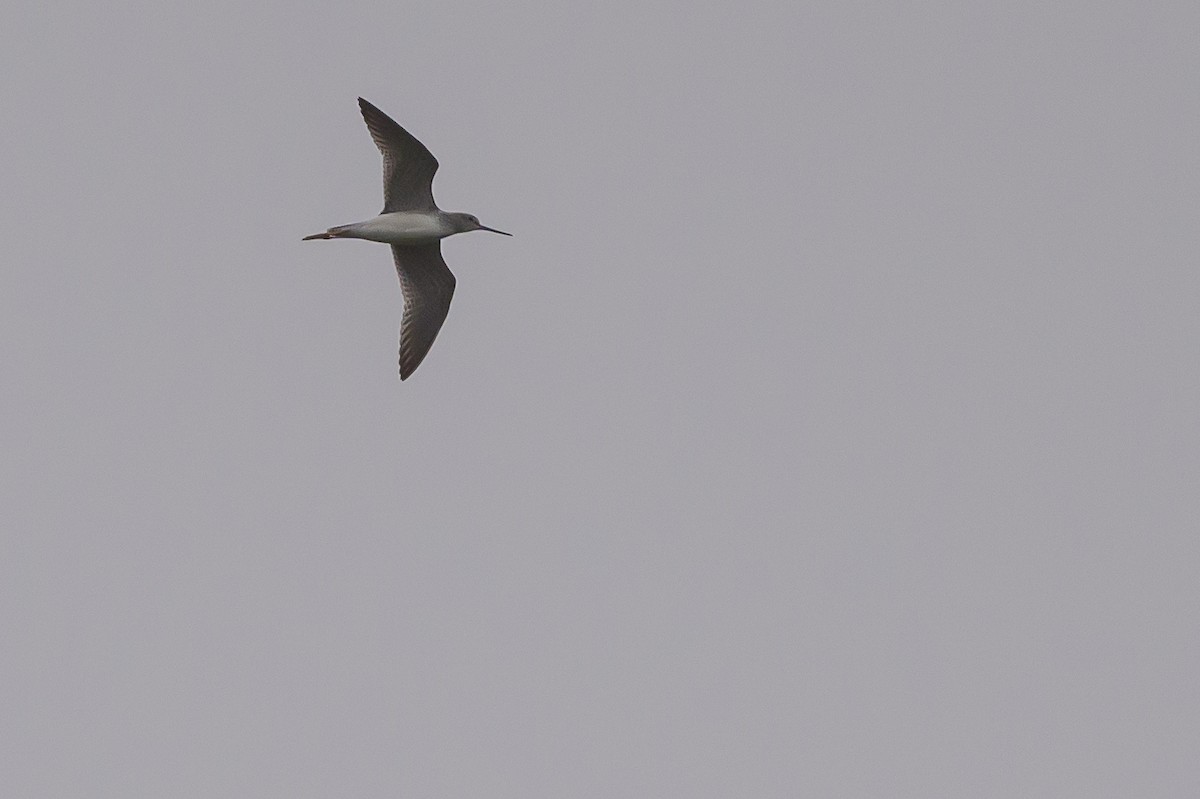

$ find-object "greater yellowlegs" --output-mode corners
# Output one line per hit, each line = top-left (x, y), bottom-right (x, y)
(304, 98), (510, 379)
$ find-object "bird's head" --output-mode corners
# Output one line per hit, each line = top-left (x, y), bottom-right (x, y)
(450, 212), (512, 237)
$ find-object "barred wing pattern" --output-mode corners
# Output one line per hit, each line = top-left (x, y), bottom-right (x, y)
(392, 244), (456, 380)
(358, 97), (440, 213)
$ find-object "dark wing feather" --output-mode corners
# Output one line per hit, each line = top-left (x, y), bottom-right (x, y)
(392, 243), (456, 380)
(358, 97), (439, 213)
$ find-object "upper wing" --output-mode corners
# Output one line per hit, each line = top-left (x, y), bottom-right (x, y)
(392, 243), (456, 380)
(358, 97), (439, 213)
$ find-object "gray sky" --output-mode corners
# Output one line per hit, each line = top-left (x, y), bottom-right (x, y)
(2, 1), (1198, 796)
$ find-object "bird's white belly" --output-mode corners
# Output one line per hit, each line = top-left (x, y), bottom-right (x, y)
(349, 212), (451, 244)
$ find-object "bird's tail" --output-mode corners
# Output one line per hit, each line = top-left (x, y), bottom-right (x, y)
(302, 224), (354, 241)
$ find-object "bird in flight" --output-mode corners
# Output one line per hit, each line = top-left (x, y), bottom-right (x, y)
(304, 98), (510, 379)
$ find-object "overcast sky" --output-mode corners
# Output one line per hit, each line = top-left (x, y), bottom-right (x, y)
(2, 1), (1198, 796)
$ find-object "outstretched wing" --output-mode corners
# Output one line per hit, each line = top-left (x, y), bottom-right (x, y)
(358, 97), (439, 213)
(392, 243), (456, 380)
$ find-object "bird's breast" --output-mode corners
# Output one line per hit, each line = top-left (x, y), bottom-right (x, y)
(348, 212), (452, 244)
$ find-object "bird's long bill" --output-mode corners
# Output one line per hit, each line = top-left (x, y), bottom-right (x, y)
(478, 225), (513, 236)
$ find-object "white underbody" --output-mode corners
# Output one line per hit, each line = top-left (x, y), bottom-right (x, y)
(342, 211), (454, 244)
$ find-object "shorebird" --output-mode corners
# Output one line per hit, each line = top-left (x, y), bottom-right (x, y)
(304, 98), (510, 379)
